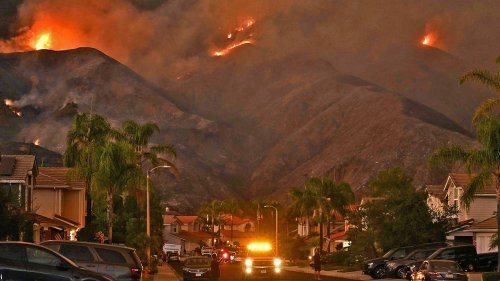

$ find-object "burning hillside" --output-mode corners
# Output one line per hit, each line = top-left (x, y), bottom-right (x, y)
(211, 18), (256, 57)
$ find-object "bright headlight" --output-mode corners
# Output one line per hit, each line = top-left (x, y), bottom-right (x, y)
(245, 258), (253, 267)
(274, 258), (282, 267)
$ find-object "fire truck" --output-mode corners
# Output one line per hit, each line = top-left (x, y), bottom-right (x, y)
(242, 242), (282, 280)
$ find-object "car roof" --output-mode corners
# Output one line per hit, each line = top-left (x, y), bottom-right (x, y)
(41, 240), (136, 251)
(0, 241), (80, 267)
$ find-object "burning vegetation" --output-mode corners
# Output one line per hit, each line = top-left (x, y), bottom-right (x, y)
(33, 33), (52, 50)
(4, 99), (22, 117)
(212, 18), (256, 57)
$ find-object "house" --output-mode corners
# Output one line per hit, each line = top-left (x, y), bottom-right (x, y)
(162, 214), (211, 253)
(32, 167), (86, 242)
(466, 216), (498, 254)
(0, 154), (38, 212)
(426, 173), (497, 244)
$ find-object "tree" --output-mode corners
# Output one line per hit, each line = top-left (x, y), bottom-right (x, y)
(289, 177), (354, 251)
(64, 113), (112, 239)
(221, 199), (240, 245)
(92, 139), (140, 243)
(199, 200), (225, 246)
(459, 56), (500, 124)
(430, 115), (500, 271)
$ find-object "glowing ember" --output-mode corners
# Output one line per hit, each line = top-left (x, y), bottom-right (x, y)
(35, 33), (52, 50)
(34, 139), (40, 146)
(14, 111), (22, 117)
(213, 40), (253, 57)
(4, 99), (13, 106)
(228, 33), (232, 39)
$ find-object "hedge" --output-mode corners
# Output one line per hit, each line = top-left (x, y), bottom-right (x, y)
(483, 272), (500, 281)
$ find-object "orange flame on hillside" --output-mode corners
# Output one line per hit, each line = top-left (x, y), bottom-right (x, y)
(33, 33), (52, 50)
(212, 18), (256, 57)
(4, 99), (22, 117)
(421, 34), (434, 46)
(34, 139), (40, 146)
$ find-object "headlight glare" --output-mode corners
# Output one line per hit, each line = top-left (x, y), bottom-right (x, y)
(245, 258), (253, 267)
(274, 258), (282, 266)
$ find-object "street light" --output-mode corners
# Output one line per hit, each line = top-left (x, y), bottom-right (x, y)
(264, 205), (278, 256)
(147, 165), (171, 266)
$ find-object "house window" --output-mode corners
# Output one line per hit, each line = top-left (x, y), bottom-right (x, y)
(173, 225), (177, 233)
(453, 187), (461, 209)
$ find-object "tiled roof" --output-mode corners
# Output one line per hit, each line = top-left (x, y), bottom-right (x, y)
(426, 184), (446, 199)
(0, 155), (37, 183)
(469, 216), (497, 231)
(177, 216), (199, 224)
(163, 215), (178, 224)
(332, 204), (359, 221)
(229, 216), (252, 225)
(176, 231), (212, 242)
(449, 173), (496, 195)
(36, 167), (85, 189)
(220, 229), (254, 239)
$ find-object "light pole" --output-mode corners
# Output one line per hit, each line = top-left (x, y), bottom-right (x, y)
(264, 205), (278, 256)
(147, 165), (171, 267)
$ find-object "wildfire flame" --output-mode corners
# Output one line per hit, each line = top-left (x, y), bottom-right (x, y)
(34, 33), (52, 50)
(211, 18), (256, 57)
(34, 139), (40, 146)
(421, 34), (434, 46)
(4, 99), (22, 117)
(213, 40), (253, 57)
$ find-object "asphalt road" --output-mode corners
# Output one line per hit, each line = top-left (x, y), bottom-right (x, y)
(170, 261), (353, 281)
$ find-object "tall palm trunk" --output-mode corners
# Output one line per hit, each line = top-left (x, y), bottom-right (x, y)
(107, 190), (113, 243)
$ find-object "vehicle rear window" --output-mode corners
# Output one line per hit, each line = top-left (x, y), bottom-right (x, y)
(60, 244), (94, 262)
(0, 244), (25, 262)
(185, 258), (211, 266)
(95, 248), (126, 263)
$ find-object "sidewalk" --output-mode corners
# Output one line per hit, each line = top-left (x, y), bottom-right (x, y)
(152, 263), (181, 281)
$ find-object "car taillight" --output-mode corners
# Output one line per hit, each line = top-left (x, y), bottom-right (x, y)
(223, 253), (228, 259)
(428, 272), (441, 277)
(130, 268), (141, 279)
(456, 273), (467, 278)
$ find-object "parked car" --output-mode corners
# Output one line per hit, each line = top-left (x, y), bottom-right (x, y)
(182, 256), (212, 281)
(409, 260), (467, 281)
(386, 248), (441, 278)
(167, 251), (181, 263)
(201, 246), (215, 257)
(0, 241), (113, 281)
(363, 242), (448, 279)
(41, 240), (143, 281)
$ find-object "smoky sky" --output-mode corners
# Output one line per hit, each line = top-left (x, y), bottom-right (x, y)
(0, 0), (499, 85)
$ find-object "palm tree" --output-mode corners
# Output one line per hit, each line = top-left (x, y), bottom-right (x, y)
(64, 113), (112, 232)
(92, 140), (140, 243)
(459, 56), (500, 124)
(430, 115), (500, 271)
(222, 199), (240, 245)
(199, 200), (224, 246)
(289, 177), (354, 251)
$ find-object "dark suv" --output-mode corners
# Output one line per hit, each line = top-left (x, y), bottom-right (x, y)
(384, 248), (441, 278)
(41, 240), (143, 281)
(362, 242), (448, 279)
(427, 245), (477, 272)
(0, 241), (112, 281)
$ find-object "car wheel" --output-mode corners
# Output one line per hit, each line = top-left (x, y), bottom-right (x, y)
(371, 266), (386, 279)
(491, 264), (498, 272)
(396, 267), (405, 279)
(467, 264), (474, 272)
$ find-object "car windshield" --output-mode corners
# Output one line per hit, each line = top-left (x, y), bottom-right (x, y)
(382, 248), (398, 258)
(185, 258), (210, 266)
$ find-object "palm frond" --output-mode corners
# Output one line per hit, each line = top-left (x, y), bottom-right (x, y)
(151, 144), (177, 158)
(459, 70), (500, 92)
(472, 99), (500, 125)
(428, 145), (469, 168)
(461, 172), (492, 210)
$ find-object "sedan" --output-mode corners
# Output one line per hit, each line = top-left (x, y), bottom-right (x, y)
(182, 256), (211, 281)
(410, 260), (467, 281)
(0, 241), (113, 281)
